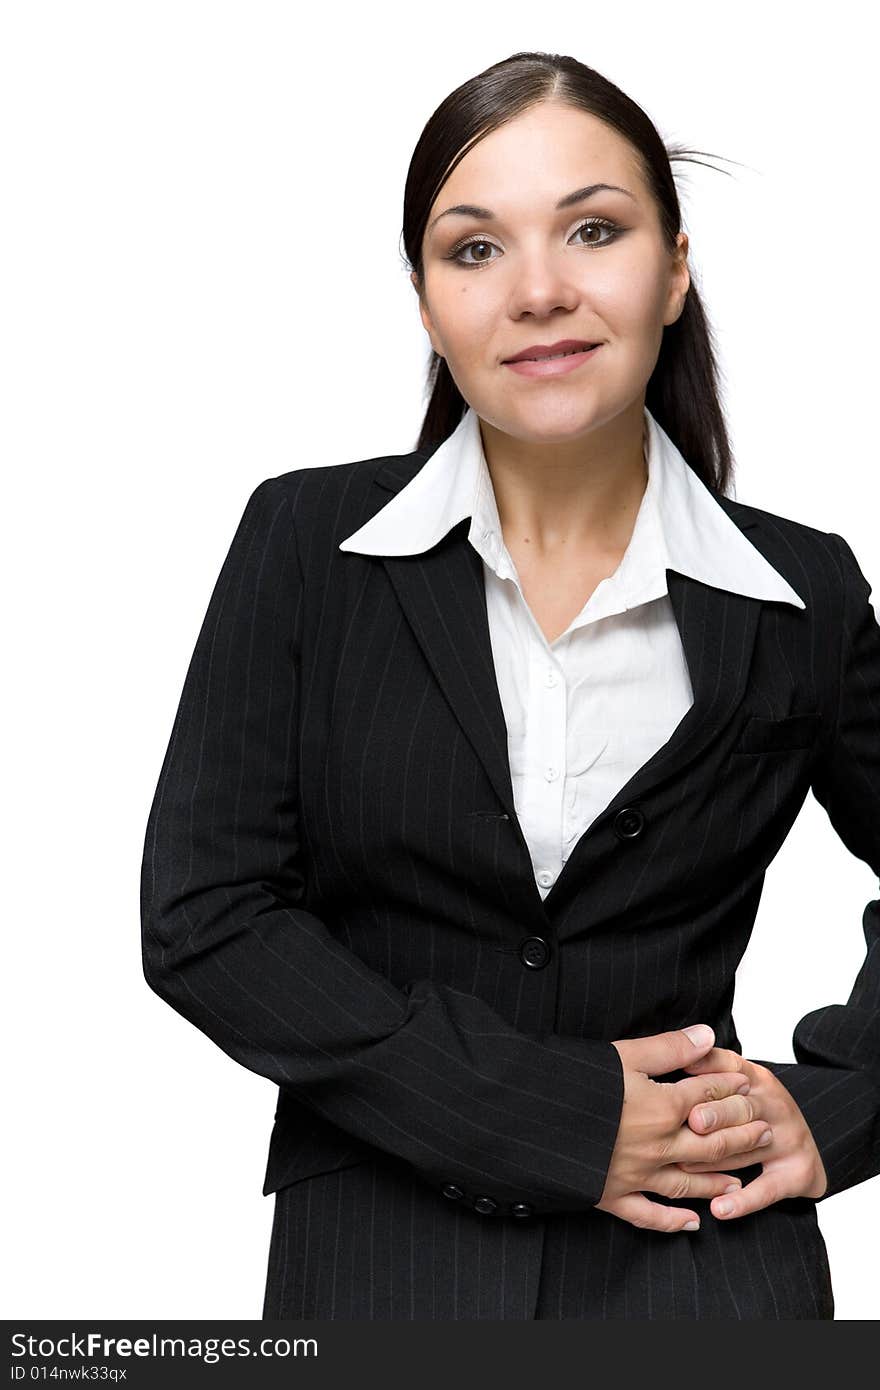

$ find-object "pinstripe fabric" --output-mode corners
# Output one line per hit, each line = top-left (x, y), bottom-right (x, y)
(141, 441), (880, 1320)
(261, 1155), (835, 1319)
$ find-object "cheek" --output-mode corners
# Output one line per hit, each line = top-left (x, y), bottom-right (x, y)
(588, 253), (669, 331)
(435, 294), (498, 364)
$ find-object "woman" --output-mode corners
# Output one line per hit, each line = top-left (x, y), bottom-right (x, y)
(141, 52), (880, 1319)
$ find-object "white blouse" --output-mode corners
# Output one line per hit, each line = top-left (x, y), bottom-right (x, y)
(340, 406), (805, 901)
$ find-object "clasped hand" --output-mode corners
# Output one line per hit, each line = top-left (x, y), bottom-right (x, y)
(597, 1024), (828, 1233)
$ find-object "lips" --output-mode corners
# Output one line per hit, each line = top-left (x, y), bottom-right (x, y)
(503, 338), (600, 364)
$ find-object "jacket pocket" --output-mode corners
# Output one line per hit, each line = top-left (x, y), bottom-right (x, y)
(732, 711), (823, 754)
(261, 1101), (377, 1196)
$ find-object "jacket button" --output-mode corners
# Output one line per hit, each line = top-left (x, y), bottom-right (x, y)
(519, 935), (550, 969)
(441, 1183), (464, 1202)
(473, 1195), (498, 1215)
(614, 807), (645, 840)
(509, 1202), (534, 1219)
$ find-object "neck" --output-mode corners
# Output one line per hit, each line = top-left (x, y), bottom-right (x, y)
(477, 400), (649, 558)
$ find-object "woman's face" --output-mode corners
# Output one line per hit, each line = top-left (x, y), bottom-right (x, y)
(414, 102), (689, 444)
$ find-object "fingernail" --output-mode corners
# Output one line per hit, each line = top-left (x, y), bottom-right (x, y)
(736, 1083), (751, 1095)
(682, 1220), (700, 1231)
(683, 1025), (713, 1048)
(758, 1129), (773, 1146)
(716, 1199), (734, 1216)
(700, 1107), (716, 1128)
(723, 1182), (740, 1193)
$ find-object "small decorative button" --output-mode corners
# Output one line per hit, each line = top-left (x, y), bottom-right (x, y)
(545, 669), (558, 687)
(545, 765), (559, 781)
(473, 1195), (498, 1215)
(509, 1202), (534, 1219)
(519, 936), (550, 969)
(614, 807), (645, 840)
(441, 1183), (464, 1202)
(537, 869), (554, 888)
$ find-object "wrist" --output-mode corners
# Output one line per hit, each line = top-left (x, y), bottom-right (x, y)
(803, 1147), (829, 1200)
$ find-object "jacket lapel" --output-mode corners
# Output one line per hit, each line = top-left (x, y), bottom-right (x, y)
(372, 459), (764, 914)
(380, 518), (519, 822)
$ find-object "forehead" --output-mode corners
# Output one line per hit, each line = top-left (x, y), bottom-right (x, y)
(431, 105), (644, 213)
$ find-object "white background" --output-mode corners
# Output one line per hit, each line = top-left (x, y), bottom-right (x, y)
(3, 0), (878, 1320)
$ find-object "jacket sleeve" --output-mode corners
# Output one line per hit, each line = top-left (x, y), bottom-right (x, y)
(140, 475), (625, 1217)
(754, 531), (880, 1201)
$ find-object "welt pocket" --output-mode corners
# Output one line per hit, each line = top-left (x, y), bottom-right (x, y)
(732, 711), (823, 754)
(265, 1149), (374, 1197)
(262, 1105), (377, 1195)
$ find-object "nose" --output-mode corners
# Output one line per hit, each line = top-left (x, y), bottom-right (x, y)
(506, 252), (581, 320)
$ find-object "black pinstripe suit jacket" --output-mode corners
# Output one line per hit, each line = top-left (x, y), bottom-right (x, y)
(141, 441), (880, 1319)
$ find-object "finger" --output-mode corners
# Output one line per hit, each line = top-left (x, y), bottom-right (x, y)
(613, 1024), (717, 1080)
(675, 1119), (773, 1166)
(682, 1047), (747, 1075)
(648, 1167), (742, 1201)
(606, 1190), (703, 1233)
(688, 1092), (756, 1134)
(678, 1151), (764, 1173)
(710, 1171), (782, 1221)
(673, 1070), (752, 1120)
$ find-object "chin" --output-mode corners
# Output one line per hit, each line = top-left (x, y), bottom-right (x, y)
(505, 399), (608, 441)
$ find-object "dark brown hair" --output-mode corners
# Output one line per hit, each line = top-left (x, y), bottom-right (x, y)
(402, 51), (737, 495)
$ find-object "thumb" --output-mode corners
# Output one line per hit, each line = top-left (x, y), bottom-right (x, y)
(613, 1024), (715, 1076)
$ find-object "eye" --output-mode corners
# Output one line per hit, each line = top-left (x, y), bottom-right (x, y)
(446, 216), (623, 269)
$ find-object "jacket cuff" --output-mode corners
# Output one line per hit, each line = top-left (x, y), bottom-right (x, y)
(537, 1034), (625, 1210)
(753, 1059), (880, 1200)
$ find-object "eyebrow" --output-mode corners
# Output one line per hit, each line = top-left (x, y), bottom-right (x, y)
(427, 183), (637, 236)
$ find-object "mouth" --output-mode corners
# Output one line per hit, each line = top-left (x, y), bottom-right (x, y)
(502, 340), (602, 364)
(502, 343), (603, 377)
